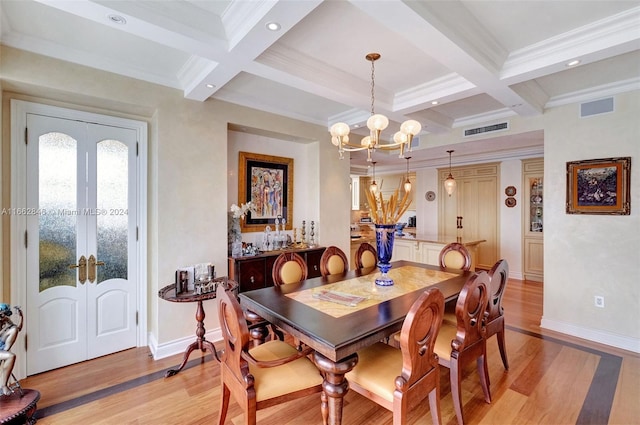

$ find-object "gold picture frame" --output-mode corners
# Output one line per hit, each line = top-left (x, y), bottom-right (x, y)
(238, 152), (293, 232)
(566, 157), (630, 215)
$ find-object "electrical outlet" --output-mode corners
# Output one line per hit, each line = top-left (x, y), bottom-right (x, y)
(594, 296), (605, 308)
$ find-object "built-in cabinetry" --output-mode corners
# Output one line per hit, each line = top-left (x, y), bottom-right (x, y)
(438, 163), (498, 270)
(393, 238), (484, 271)
(522, 158), (544, 281)
(228, 247), (325, 292)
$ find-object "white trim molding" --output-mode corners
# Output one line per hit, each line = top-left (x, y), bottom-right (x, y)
(541, 317), (640, 354)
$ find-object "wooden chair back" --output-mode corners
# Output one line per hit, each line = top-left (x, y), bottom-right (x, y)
(397, 288), (444, 395)
(486, 259), (509, 323)
(355, 242), (377, 269)
(452, 270), (490, 350)
(272, 252), (308, 285)
(319, 246), (348, 277)
(485, 259), (509, 370)
(438, 242), (472, 271)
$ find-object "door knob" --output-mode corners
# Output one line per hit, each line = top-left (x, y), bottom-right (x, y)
(69, 255), (87, 284)
(88, 254), (105, 283)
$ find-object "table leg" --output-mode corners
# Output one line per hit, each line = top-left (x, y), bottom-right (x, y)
(313, 352), (358, 425)
(165, 300), (219, 377)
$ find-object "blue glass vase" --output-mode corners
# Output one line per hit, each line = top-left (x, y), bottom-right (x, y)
(375, 223), (396, 286)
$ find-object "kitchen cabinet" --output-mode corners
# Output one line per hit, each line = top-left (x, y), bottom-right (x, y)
(359, 176), (371, 210)
(393, 239), (419, 262)
(439, 163), (498, 270)
(228, 247), (325, 292)
(522, 158), (544, 281)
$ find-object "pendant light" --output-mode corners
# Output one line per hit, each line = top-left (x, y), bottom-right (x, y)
(444, 150), (456, 196)
(403, 157), (412, 193)
(370, 161), (378, 194)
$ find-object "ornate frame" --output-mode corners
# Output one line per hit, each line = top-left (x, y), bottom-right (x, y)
(238, 152), (293, 232)
(566, 157), (630, 215)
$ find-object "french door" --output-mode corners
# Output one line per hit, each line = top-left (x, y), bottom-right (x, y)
(25, 112), (139, 374)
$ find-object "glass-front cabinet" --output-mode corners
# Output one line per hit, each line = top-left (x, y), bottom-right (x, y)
(528, 176), (543, 233)
(523, 158), (544, 281)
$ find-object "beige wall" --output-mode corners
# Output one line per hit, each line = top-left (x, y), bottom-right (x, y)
(0, 46), (350, 364)
(541, 91), (640, 349)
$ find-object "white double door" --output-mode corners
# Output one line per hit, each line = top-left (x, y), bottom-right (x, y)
(25, 113), (139, 375)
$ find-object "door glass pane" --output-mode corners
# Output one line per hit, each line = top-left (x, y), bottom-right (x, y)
(39, 133), (77, 291)
(96, 140), (128, 283)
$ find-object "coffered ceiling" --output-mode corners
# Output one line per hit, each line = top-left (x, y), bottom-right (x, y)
(1, 0), (639, 171)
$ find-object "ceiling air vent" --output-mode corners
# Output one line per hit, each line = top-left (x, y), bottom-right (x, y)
(463, 121), (509, 137)
(580, 97), (614, 118)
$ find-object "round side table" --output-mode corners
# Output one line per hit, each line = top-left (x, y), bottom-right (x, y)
(158, 277), (237, 377)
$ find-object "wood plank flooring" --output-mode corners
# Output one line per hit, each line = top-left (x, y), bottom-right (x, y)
(17, 279), (640, 424)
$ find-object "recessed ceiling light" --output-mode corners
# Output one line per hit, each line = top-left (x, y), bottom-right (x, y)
(266, 22), (281, 31)
(206, 84), (215, 89)
(354, 124), (361, 128)
(567, 59), (581, 67)
(431, 100), (439, 105)
(107, 14), (127, 25)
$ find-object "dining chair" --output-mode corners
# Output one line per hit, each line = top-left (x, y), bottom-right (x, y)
(345, 288), (445, 425)
(319, 245), (349, 277)
(484, 259), (510, 370)
(271, 252), (308, 286)
(438, 242), (472, 271)
(434, 271), (491, 425)
(216, 285), (323, 425)
(355, 242), (377, 269)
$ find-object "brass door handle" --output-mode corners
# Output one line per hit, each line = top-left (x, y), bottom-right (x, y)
(88, 255), (105, 283)
(69, 255), (87, 284)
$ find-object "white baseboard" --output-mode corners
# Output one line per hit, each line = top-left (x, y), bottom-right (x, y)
(147, 328), (223, 360)
(541, 317), (640, 353)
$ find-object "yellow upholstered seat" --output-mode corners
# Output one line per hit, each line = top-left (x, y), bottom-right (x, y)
(248, 341), (324, 402)
(355, 242), (377, 269)
(320, 246), (349, 277)
(272, 252), (308, 286)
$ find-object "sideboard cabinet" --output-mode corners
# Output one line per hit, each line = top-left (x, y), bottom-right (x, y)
(228, 247), (326, 292)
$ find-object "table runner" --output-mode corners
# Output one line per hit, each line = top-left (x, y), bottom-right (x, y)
(285, 265), (458, 318)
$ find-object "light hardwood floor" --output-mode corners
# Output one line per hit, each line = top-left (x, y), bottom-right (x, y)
(18, 279), (640, 424)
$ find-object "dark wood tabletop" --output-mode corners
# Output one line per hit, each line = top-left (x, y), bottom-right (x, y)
(239, 260), (470, 362)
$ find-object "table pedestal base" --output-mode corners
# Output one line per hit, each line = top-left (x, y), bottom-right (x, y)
(313, 352), (358, 425)
(165, 300), (220, 377)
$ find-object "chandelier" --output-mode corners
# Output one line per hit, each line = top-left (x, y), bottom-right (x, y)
(444, 150), (456, 196)
(329, 53), (422, 162)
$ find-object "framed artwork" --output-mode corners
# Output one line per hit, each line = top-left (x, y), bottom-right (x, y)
(505, 186), (516, 196)
(238, 152), (293, 232)
(566, 157), (630, 215)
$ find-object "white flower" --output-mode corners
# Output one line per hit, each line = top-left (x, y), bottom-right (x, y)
(230, 202), (254, 219)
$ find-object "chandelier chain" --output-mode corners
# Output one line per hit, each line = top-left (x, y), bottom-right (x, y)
(370, 58), (375, 116)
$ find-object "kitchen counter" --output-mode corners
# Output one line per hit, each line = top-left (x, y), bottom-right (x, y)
(395, 233), (485, 247)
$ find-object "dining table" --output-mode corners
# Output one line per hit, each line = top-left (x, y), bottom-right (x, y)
(238, 260), (471, 425)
